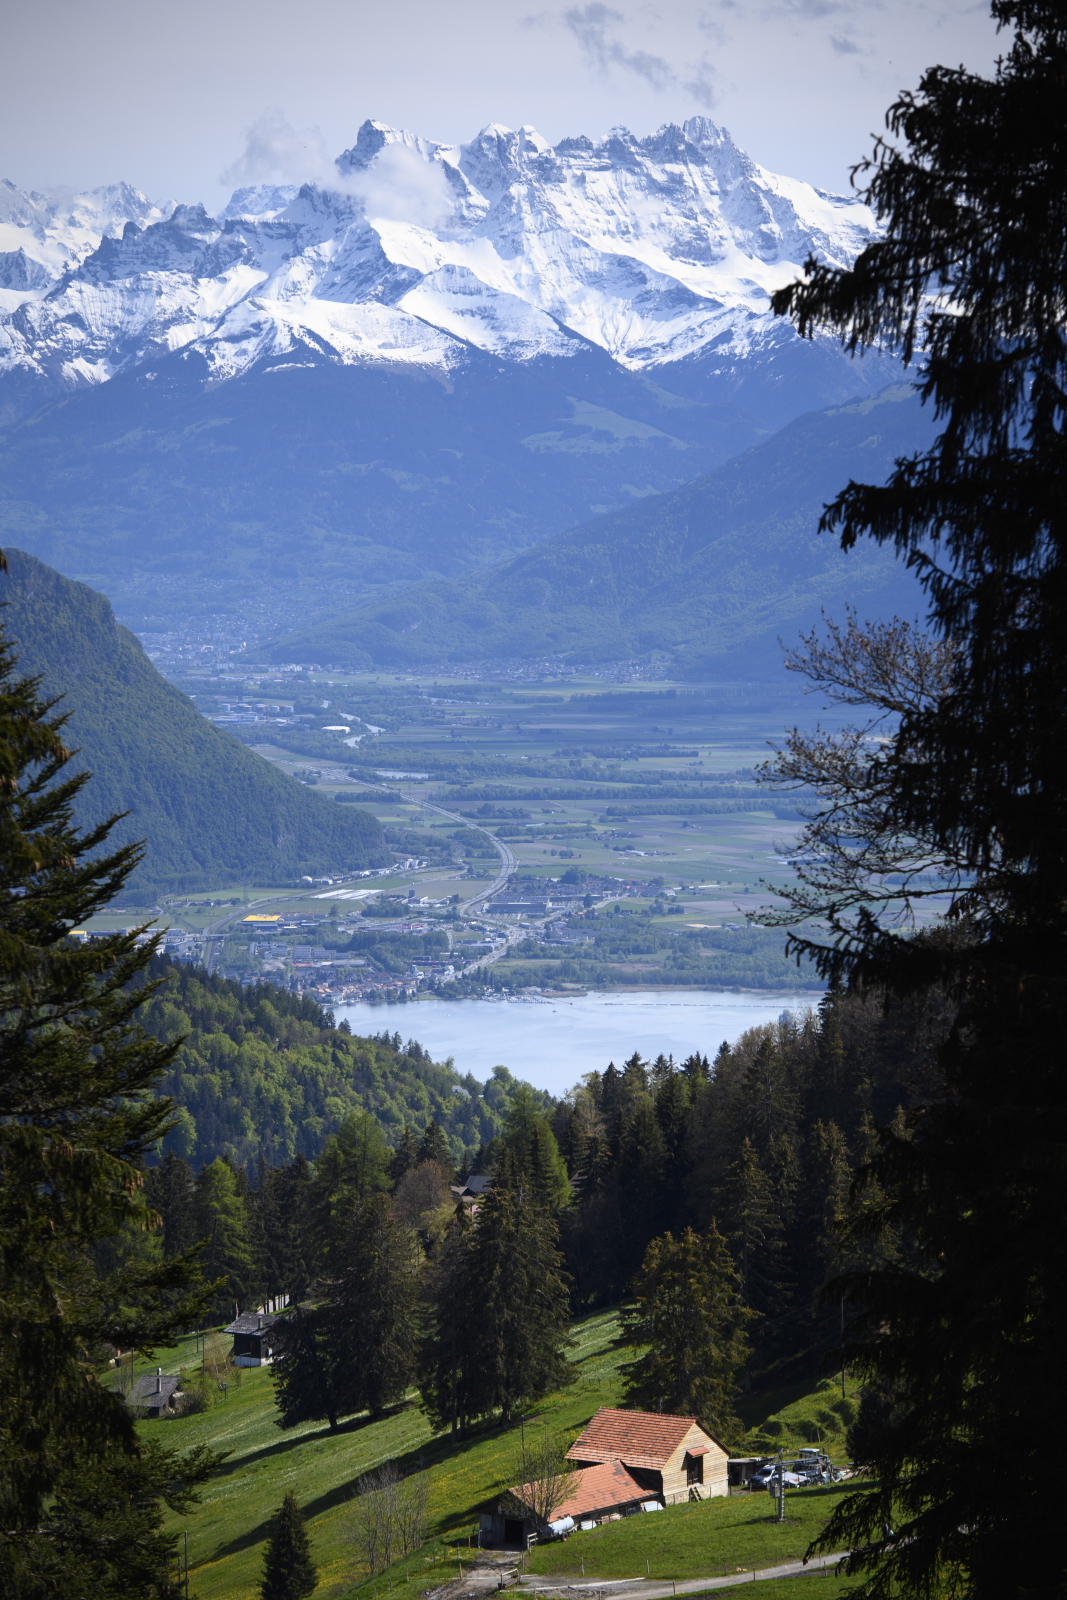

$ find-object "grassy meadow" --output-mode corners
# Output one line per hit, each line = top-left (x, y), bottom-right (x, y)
(129, 1311), (859, 1600)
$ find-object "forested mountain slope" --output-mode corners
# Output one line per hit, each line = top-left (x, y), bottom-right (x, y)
(0, 550), (387, 890)
(265, 383), (934, 673)
(139, 956), (547, 1167)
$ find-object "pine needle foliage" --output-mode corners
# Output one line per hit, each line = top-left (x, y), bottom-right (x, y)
(620, 1226), (751, 1446)
(260, 1491), (318, 1600)
(768, 7), (1067, 1598)
(0, 613), (209, 1589)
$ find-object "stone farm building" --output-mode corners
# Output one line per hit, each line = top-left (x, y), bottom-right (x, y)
(481, 1408), (730, 1546)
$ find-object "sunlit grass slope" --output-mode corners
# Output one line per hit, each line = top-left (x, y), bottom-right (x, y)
(135, 1312), (852, 1600)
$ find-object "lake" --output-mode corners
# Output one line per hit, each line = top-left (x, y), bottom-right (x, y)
(334, 988), (823, 1097)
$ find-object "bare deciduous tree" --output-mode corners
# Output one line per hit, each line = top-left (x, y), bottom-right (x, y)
(391, 1160), (454, 1239)
(346, 1462), (430, 1577)
(503, 1426), (577, 1528)
(757, 612), (979, 973)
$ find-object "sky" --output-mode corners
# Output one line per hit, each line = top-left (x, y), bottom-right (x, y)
(5, 0), (1002, 208)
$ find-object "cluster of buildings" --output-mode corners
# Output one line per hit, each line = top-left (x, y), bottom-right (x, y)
(484, 1409), (731, 1544)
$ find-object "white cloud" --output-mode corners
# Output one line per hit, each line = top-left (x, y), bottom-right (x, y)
(345, 143), (454, 229)
(220, 112), (453, 228)
(219, 108), (332, 187)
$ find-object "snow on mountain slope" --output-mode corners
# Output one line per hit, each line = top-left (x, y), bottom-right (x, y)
(0, 179), (173, 316)
(0, 118), (878, 404)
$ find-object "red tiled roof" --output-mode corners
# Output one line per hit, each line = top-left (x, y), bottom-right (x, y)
(511, 1461), (652, 1521)
(566, 1408), (704, 1470)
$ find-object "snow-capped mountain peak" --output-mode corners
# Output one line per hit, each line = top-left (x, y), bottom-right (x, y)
(0, 118), (880, 406)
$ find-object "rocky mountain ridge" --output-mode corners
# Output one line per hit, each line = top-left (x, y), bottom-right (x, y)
(0, 118), (886, 417)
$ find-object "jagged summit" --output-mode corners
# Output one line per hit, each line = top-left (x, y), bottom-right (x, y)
(0, 118), (880, 408)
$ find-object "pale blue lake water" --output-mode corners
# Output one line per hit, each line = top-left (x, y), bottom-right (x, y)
(334, 988), (822, 1097)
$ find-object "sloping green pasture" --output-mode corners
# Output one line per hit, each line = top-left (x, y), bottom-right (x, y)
(133, 1312), (855, 1600)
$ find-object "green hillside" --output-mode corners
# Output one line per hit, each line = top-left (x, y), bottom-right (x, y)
(141, 955), (549, 1167)
(0, 549), (388, 891)
(129, 1309), (852, 1600)
(263, 383), (934, 674)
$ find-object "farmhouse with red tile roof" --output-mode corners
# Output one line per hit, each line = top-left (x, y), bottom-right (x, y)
(480, 1408), (731, 1547)
(567, 1408), (730, 1504)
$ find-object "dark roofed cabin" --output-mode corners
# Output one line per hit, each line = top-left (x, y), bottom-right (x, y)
(224, 1309), (284, 1367)
(128, 1367), (182, 1417)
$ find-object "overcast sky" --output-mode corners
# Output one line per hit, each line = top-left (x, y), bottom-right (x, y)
(6, 0), (1002, 208)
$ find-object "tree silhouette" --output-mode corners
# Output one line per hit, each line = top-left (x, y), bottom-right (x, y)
(260, 1492), (317, 1600)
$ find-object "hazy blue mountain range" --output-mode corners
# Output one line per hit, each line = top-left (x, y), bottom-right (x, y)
(1, 549), (388, 890)
(261, 383), (934, 674)
(0, 120), (900, 633)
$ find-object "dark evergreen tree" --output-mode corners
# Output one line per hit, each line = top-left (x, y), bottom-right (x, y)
(717, 1138), (786, 1318)
(389, 1125), (421, 1185)
(417, 1119), (452, 1173)
(768, 6), (1067, 1593)
(143, 1152), (196, 1258)
(417, 1204), (475, 1439)
(655, 1070), (692, 1227)
(11, 1440), (221, 1600)
(682, 1051), (712, 1085)
(251, 1156), (313, 1305)
(620, 1226), (751, 1444)
(616, 1097), (668, 1263)
(273, 1303), (338, 1432)
(465, 1148), (571, 1421)
(0, 615), (207, 1590)
(598, 1062), (624, 1153)
(260, 1491), (318, 1600)
(329, 1193), (420, 1419)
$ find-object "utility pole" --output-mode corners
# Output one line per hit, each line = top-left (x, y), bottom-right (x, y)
(184, 1530), (190, 1599)
(775, 1450), (785, 1524)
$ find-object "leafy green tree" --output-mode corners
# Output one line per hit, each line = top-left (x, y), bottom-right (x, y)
(621, 1226), (751, 1445)
(768, 5), (1067, 1594)
(501, 1086), (571, 1209)
(308, 1112), (391, 1260)
(195, 1157), (255, 1318)
(260, 1491), (318, 1600)
(0, 618), (207, 1590)
(466, 1148), (571, 1422)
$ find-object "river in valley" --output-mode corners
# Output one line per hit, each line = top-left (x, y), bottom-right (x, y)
(334, 987), (823, 1098)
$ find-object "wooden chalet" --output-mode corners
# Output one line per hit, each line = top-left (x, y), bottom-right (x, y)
(127, 1367), (182, 1417)
(480, 1407), (730, 1546)
(567, 1407), (730, 1504)
(224, 1309), (285, 1367)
